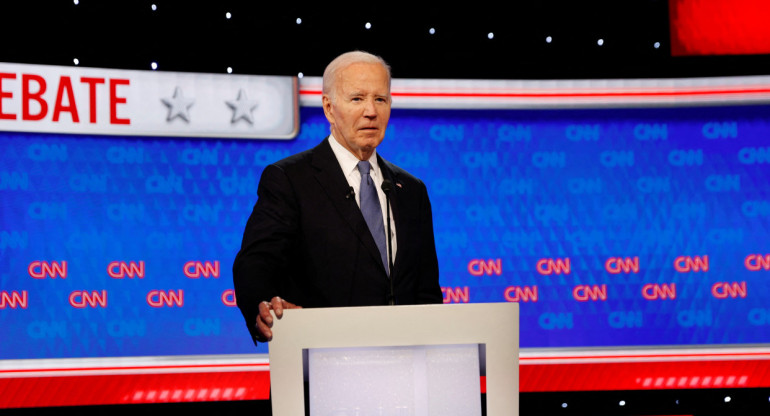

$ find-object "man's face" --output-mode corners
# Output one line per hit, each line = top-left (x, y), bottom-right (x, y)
(323, 62), (391, 160)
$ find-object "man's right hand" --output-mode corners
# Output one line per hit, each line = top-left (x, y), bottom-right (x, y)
(256, 296), (302, 341)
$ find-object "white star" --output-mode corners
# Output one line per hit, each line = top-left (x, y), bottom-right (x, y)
(161, 87), (195, 122)
(226, 89), (259, 124)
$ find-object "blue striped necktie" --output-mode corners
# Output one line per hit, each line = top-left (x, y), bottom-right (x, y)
(357, 160), (389, 274)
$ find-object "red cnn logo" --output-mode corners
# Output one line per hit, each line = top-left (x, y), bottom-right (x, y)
(642, 283), (677, 300)
(745, 254), (770, 271)
(536, 258), (571, 275)
(504, 286), (538, 302)
(442, 286), (470, 303)
(674, 255), (709, 273)
(147, 290), (184, 307)
(0, 290), (28, 309)
(28, 261), (67, 279)
(69, 290), (107, 308)
(184, 261), (220, 278)
(711, 281), (747, 299)
(107, 261), (145, 279)
(573, 284), (608, 301)
(467, 259), (502, 276)
(605, 257), (639, 274)
(221, 289), (237, 306)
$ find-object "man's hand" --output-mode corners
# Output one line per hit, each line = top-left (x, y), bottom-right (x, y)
(256, 296), (302, 342)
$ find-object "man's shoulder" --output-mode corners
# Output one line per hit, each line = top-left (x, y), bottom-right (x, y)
(380, 156), (425, 187)
(270, 139), (330, 172)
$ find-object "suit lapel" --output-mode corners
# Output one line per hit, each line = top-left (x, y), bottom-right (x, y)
(378, 155), (403, 278)
(311, 139), (388, 276)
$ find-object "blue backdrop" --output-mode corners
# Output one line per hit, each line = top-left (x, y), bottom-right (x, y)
(2, 104), (769, 359)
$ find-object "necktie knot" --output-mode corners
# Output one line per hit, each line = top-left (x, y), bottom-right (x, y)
(357, 160), (371, 176)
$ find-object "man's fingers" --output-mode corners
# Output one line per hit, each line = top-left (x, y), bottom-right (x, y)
(271, 296), (285, 318)
(256, 297), (301, 342)
(255, 314), (272, 341)
(258, 300), (273, 325)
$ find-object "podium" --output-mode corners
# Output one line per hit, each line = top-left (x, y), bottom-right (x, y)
(268, 302), (518, 415)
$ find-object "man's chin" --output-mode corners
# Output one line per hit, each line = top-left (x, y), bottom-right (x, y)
(355, 135), (384, 147)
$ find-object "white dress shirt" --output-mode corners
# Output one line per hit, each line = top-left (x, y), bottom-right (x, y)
(328, 135), (397, 266)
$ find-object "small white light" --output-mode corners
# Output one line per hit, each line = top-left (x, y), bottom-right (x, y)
(73, 58), (79, 65)
(724, 396), (731, 403)
(546, 36), (552, 43)
(226, 12), (232, 19)
(487, 32), (494, 39)
(365, 22), (372, 29)
(151, 4), (157, 11)
(654, 41), (661, 49)
(73, 0), (79, 4)
(296, 17), (302, 24)
(597, 38), (604, 46)
(676, 399), (680, 405)
(151, 62), (158, 70)
(429, 27), (435, 35)
(298, 72), (304, 79)
(561, 402), (568, 408)
(226, 67), (232, 74)
(619, 400), (626, 406)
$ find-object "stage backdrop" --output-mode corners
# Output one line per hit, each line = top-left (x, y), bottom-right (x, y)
(1, 63), (770, 360)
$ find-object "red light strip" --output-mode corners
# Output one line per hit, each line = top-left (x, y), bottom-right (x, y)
(2, 358), (769, 408)
(0, 363), (269, 377)
(300, 87), (770, 99)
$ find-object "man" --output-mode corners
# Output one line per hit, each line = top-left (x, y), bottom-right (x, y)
(232, 51), (442, 345)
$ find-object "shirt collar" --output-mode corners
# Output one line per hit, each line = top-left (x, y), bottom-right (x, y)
(328, 134), (380, 178)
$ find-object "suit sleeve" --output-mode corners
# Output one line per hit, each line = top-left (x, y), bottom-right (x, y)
(232, 164), (299, 344)
(417, 180), (444, 304)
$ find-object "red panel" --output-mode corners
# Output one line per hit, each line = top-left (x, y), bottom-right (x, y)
(0, 371), (270, 409)
(519, 359), (770, 392)
(670, 0), (770, 56)
(2, 358), (770, 408)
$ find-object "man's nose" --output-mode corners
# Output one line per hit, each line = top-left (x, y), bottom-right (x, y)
(363, 99), (377, 117)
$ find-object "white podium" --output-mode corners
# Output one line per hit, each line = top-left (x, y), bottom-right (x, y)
(268, 303), (519, 416)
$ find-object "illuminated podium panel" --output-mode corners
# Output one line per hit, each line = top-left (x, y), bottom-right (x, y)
(269, 303), (519, 416)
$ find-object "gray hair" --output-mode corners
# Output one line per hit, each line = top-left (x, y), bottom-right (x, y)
(322, 51), (391, 100)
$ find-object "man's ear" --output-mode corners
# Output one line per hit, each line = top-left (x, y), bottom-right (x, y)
(322, 95), (335, 125)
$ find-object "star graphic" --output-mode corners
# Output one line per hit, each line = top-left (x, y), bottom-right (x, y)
(161, 87), (195, 122)
(226, 89), (259, 124)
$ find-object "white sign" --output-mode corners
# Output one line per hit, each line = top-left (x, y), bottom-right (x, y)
(0, 62), (298, 139)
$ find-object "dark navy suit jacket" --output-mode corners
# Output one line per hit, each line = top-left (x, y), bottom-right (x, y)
(233, 138), (442, 344)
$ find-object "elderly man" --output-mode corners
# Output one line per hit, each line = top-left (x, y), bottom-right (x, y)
(232, 51), (442, 344)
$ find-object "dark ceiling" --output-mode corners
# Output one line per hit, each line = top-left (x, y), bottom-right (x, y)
(2, 0), (769, 80)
